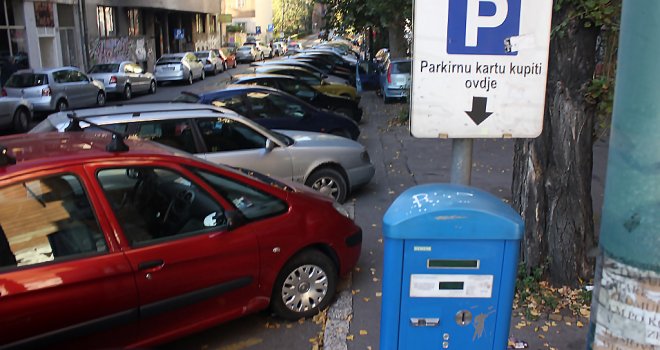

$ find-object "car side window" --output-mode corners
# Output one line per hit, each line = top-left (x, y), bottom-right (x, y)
(124, 64), (133, 74)
(195, 117), (266, 152)
(0, 174), (107, 269)
(52, 70), (68, 83)
(282, 80), (316, 100)
(97, 167), (225, 246)
(211, 95), (249, 116)
(244, 92), (285, 119)
(128, 119), (197, 153)
(193, 168), (287, 221)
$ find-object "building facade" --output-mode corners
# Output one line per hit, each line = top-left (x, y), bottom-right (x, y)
(223, 0), (273, 45)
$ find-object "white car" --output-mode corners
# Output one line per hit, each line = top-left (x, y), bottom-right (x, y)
(30, 103), (374, 203)
(0, 97), (32, 132)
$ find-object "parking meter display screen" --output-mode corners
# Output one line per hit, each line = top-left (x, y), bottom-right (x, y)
(428, 259), (479, 269)
(438, 281), (464, 290)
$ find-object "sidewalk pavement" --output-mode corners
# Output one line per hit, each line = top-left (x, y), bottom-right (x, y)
(330, 91), (608, 350)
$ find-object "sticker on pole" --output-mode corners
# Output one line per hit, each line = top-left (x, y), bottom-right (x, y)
(410, 0), (553, 138)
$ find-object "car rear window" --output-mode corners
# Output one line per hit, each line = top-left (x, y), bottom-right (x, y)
(89, 64), (120, 73)
(238, 47), (252, 52)
(391, 61), (411, 74)
(156, 57), (182, 65)
(5, 73), (48, 87)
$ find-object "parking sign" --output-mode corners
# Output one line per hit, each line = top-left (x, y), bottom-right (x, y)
(410, 0), (552, 138)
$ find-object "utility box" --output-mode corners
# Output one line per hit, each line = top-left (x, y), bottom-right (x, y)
(380, 184), (523, 350)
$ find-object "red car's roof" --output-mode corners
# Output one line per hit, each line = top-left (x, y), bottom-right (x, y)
(0, 132), (185, 176)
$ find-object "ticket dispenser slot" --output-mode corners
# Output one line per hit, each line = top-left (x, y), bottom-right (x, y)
(380, 184), (523, 350)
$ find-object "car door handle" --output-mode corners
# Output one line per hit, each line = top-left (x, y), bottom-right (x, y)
(138, 259), (165, 272)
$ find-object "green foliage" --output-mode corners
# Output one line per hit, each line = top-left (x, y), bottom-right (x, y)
(274, 0), (314, 36)
(552, 0), (621, 37)
(225, 24), (243, 33)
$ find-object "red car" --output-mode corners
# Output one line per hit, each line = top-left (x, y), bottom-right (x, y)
(215, 47), (238, 70)
(0, 132), (361, 349)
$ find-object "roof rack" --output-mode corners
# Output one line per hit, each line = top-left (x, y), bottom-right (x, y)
(65, 112), (129, 152)
(0, 146), (16, 166)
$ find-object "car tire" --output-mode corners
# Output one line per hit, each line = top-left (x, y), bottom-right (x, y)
(123, 85), (132, 100)
(260, 54), (265, 61)
(12, 107), (30, 133)
(223, 62), (227, 71)
(201, 70), (205, 80)
(97, 91), (106, 106)
(305, 167), (348, 203)
(233, 60), (237, 68)
(187, 73), (193, 85)
(271, 249), (337, 320)
(56, 99), (68, 112)
(149, 80), (157, 94)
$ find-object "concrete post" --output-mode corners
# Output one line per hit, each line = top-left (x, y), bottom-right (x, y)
(588, 0), (660, 348)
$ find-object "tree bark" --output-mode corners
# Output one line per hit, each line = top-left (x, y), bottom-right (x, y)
(387, 13), (406, 59)
(512, 5), (599, 287)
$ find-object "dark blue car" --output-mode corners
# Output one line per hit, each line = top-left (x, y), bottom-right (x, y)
(174, 85), (360, 140)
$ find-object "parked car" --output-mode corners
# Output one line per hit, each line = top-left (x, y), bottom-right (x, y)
(32, 103), (373, 202)
(88, 61), (157, 100)
(154, 52), (205, 85)
(291, 54), (354, 83)
(286, 42), (304, 54)
(236, 45), (261, 63)
(251, 65), (360, 101)
(231, 74), (362, 123)
(0, 96), (32, 132)
(272, 42), (287, 56)
(378, 57), (412, 102)
(216, 47), (237, 69)
(174, 85), (361, 140)
(1, 67), (106, 112)
(195, 50), (224, 75)
(0, 131), (362, 348)
(252, 60), (349, 85)
(243, 41), (273, 59)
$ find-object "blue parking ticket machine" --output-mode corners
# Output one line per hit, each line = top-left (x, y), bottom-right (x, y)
(380, 184), (523, 350)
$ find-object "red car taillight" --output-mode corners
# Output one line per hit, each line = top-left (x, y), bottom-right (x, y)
(1, 88), (6, 97)
(207, 59), (212, 64)
(109, 76), (117, 84)
(387, 65), (392, 84)
(42, 87), (51, 96)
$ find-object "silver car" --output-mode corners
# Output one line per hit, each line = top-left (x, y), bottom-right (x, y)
(0, 97), (32, 132)
(88, 61), (156, 100)
(194, 50), (224, 75)
(379, 58), (411, 102)
(30, 103), (374, 202)
(3, 67), (106, 112)
(154, 52), (205, 85)
(236, 45), (260, 63)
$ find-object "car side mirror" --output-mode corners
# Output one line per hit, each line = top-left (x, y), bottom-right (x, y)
(225, 210), (246, 230)
(265, 138), (276, 152)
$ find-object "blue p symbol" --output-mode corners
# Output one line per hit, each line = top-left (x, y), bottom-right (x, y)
(447, 0), (521, 56)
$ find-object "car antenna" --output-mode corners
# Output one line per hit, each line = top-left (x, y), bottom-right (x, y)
(65, 112), (129, 152)
(0, 145), (16, 166)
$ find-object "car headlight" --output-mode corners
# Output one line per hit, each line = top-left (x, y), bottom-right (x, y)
(333, 202), (351, 219)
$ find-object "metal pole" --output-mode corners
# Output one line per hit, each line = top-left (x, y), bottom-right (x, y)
(450, 139), (473, 185)
(588, 1), (660, 348)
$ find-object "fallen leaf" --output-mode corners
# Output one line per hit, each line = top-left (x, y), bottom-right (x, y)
(346, 335), (354, 341)
(577, 321), (584, 328)
(360, 330), (368, 335)
(363, 297), (370, 302)
(376, 292), (382, 297)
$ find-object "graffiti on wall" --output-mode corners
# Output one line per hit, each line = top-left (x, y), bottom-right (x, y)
(194, 35), (222, 52)
(89, 37), (155, 65)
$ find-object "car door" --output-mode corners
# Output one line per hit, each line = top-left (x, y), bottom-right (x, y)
(194, 117), (294, 180)
(125, 63), (143, 93)
(57, 69), (83, 108)
(92, 163), (261, 342)
(0, 170), (139, 348)
(70, 70), (97, 107)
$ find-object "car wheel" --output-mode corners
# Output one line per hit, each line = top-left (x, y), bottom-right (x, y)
(223, 62), (227, 71)
(305, 167), (348, 203)
(149, 80), (157, 94)
(271, 249), (337, 320)
(233, 60), (237, 68)
(201, 70), (205, 80)
(97, 91), (106, 106)
(123, 85), (132, 100)
(187, 73), (193, 85)
(261, 54), (265, 61)
(56, 99), (68, 112)
(12, 107), (30, 132)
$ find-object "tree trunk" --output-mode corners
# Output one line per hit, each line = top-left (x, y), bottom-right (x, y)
(512, 5), (599, 287)
(387, 13), (406, 59)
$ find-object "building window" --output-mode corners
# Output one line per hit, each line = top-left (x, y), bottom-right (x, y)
(0, 0), (29, 71)
(235, 0), (246, 9)
(96, 6), (116, 37)
(210, 15), (217, 33)
(127, 9), (140, 36)
(195, 14), (206, 33)
(33, 2), (54, 27)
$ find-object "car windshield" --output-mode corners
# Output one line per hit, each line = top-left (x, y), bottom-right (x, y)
(194, 52), (208, 59)
(392, 61), (412, 74)
(238, 47), (253, 52)
(89, 64), (120, 73)
(173, 92), (201, 103)
(5, 73), (48, 87)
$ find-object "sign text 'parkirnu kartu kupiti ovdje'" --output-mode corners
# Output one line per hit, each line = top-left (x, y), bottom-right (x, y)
(410, 0), (553, 138)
